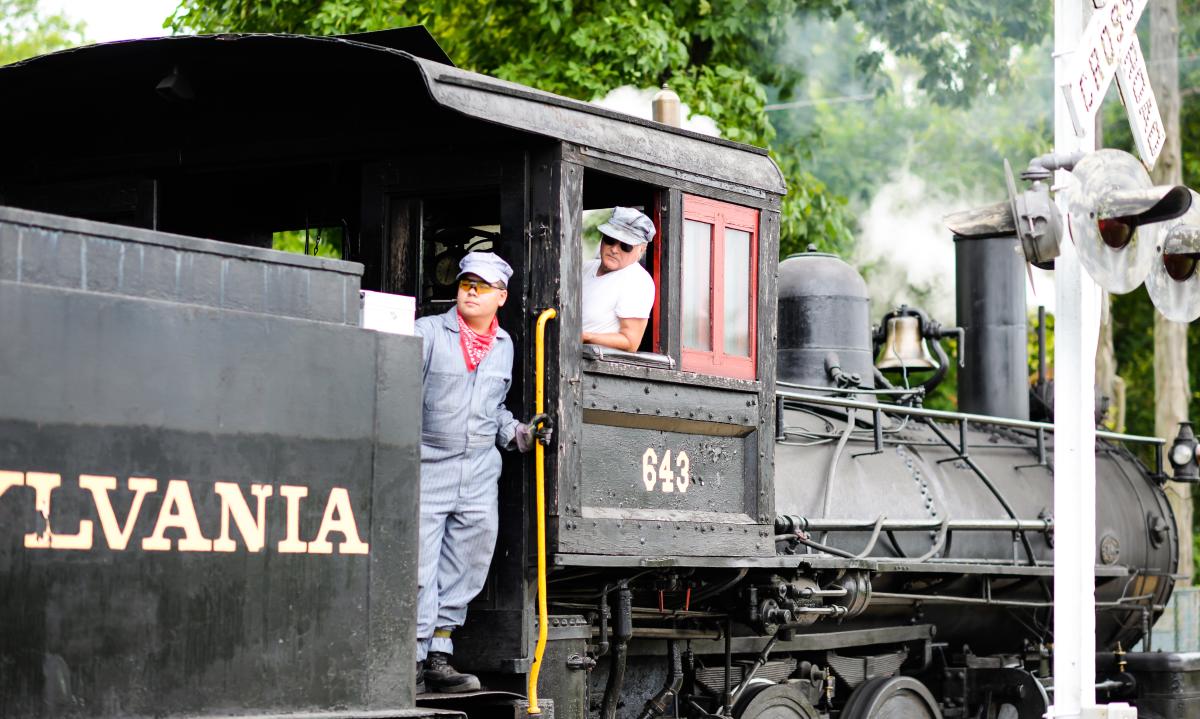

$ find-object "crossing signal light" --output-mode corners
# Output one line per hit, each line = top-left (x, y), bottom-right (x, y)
(1145, 190), (1200, 322)
(1065, 149), (1191, 295)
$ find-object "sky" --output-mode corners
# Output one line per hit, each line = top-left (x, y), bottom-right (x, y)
(43, 0), (179, 43)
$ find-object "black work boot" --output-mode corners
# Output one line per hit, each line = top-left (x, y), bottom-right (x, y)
(424, 651), (481, 693)
(416, 660), (426, 695)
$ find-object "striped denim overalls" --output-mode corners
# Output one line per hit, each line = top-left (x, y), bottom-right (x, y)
(413, 308), (518, 661)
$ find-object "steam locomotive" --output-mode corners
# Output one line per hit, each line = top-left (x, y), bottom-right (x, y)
(0, 27), (1195, 719)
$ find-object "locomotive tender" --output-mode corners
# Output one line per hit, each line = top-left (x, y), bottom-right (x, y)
(0, 27), (1195, 719)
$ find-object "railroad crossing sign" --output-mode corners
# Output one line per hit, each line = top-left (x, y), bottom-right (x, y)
(1061, 0), (1166, 168)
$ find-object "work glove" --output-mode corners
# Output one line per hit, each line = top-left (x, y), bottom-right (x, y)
(515, 414), (553, 452)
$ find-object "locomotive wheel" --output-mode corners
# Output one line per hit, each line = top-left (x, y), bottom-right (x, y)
(732, 682), (819, 719)
(840, 676), (942, 719)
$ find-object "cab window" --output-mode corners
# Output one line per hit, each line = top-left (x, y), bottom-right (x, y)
(681, 194), (758, 380)
(580, 169), (662, 355)
(418, 195), (500, 317)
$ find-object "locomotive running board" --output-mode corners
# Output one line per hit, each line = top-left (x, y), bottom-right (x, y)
(417, 691), (538, 719)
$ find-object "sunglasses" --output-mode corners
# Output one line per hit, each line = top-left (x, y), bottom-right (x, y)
(458, 278), (504, 294)
(601, 236), (636, 253)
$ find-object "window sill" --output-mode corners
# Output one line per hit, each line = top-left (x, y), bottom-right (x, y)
(581, 355), (762, 393)
(582, 343), (675, 369)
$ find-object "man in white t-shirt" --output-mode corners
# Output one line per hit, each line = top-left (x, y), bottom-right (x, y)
(581, 206), (657, 352)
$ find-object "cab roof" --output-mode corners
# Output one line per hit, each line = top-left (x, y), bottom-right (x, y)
(0, 29), (786, 197)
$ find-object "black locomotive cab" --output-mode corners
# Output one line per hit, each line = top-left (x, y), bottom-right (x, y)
(564, 175), (779, 561)
(0, 26), (786, 711)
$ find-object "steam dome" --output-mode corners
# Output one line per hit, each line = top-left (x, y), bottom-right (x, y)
(776, 246), (874, 390)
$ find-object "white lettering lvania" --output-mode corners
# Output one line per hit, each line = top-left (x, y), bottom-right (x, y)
(1, 469), (372, 555)
(142, 480), (213, 552)
(24, 472), (94, 550)
(277, 485), (309, 553)
(79, 475), (157, 551)
(308, 487), (370, 555)
(213, 482), (273, 553)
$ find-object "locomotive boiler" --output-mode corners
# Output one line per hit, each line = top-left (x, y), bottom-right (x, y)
(773, 248), (1177, 655)
(0, 26), (1196, 719)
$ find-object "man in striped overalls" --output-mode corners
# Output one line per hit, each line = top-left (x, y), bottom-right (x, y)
(413, 251), (537, 694)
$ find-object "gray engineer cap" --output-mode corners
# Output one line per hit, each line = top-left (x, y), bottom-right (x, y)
(598, 207), (656, 246)
(457, 251), (514, 286)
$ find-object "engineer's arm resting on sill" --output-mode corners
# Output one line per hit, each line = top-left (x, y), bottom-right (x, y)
(581, 317), (648, 353)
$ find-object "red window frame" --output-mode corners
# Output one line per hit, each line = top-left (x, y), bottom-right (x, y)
(680, 194), (758, 380)
(651, 195), (664, 352)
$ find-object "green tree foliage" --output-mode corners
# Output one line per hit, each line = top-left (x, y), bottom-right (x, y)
(168, 0), (1050, 257)
(170, 0), (819, 144)
(272, 227), (344, 259)
(169, 0), (854, 251)
(0, 0), (85, 66)
(774, 147), (852, 256)
(1180, 0), (1200, 188)
(1111, 288), (1159, 442)
(772, 15), (1053, 217)
(847, 0), (1050, 104)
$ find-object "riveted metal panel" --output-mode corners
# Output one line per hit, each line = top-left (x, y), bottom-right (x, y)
(0, 215), (421, 716)
(580, 423), (754, 521)
(0, 206), (363, 325)
(556, 372), (770, 557)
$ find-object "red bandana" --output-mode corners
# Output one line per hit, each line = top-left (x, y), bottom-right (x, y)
(457, 311), (499, 372)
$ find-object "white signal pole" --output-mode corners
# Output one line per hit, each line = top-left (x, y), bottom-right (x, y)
(1052, 0), (1168, 715)
(1052, 0), (1099, 716)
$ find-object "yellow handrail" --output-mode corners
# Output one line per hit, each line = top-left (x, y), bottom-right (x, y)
(527, 307), (557, 715)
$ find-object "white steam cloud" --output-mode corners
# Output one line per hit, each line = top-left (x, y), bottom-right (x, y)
(857, 171), (1055, 325)
(591, 86), (722, 137)
(856, 171), (962, 323)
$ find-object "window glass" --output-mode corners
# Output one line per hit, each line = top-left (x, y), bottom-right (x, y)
(681, 194), (757, 380)
(272, 227), (343, 259)
(579, 192), (662, 356)
(683, 219), (713, 351)
(723, 227), (751, 357)
(581, 207), (651, 271)
(419, 195), (499, 316)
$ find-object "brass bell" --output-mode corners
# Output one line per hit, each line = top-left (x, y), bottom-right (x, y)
(875, 315), (939, 372)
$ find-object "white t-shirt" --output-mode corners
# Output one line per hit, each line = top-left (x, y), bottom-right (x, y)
(581, 259), (656, 334)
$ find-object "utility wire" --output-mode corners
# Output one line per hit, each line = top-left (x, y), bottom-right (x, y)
(766, 52), (1200, 112)
(765, 92), (877, 111)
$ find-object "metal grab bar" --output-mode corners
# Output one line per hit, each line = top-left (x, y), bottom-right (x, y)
(777, 389), (1164, 446)
(527, 308), (557, 715)
(776, 515), (1054, 533)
